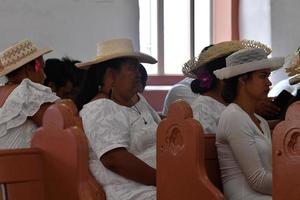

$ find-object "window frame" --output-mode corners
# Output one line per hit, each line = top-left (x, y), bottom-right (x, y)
(147, 0), (239, 80)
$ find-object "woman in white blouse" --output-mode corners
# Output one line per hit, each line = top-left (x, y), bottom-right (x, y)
(0, 40), (59, 149)
(75, 38), (158, 200)
(183, 41), (243, 133)
(214, 48), (284, 200)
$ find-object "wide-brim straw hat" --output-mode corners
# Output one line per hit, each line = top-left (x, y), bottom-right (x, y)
(284, 47), (300, 86)
(0, 39), (52, 77)
(76, 38), (157, 69)
(182, 40), (273, 78)
(214, 48), (284, 80)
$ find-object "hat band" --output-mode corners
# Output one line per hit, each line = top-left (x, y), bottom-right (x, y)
(1, 44), (38, 67)
(228, 54), (266, 66)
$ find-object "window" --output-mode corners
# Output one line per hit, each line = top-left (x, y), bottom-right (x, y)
(139, 0), (211, 75)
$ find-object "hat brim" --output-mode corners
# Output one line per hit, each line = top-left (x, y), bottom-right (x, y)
(214, 57), (284, 80)
(0, 48), (52, 77)
(289, 74), (300, 85)
(76, 52), (157, 69)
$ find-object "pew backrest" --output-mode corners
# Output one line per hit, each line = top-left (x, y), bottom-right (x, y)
(0, 100), (105, 200)
(157, 100), (224, 200)
(273, 101), (300, 200)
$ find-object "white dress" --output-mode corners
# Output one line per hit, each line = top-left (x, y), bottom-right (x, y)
(191, 95), (225, 133)
(216, 103), (272, 200)
(80, 97), (157, 200)
(0, 79), (59, 149)
(162, 77), (198, 115)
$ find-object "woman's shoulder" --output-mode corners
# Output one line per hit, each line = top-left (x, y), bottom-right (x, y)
(221, 103), (247, 120)
(80, 98), (127, 119)
(192, 95), (224, 109)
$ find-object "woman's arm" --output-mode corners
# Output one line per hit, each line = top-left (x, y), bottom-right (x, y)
(226, 114), (272, 194)
(101, 147), (156, 186)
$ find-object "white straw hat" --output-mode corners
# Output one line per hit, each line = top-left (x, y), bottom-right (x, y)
(76, 38), (157, 69)
(214, 48), (284, 80)
(0, 39), (52, 77)
(182, 40), (272, 78)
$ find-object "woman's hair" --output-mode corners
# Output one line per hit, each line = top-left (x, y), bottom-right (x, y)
(222, 72), (251, 103)
(75, 58), (126, 110)
(191, 55), (227, 94)
(44, 59), (67, 87)
(138, 63), (148, 90)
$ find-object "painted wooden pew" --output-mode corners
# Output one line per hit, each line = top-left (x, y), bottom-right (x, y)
(0, 98), (225, 200)
(157, 100), (224, 200)
(273, 101), (300, 200)
(0, 100), (105, 200)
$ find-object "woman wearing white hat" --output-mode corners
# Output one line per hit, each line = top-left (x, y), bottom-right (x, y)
(183, 41), (243, 133)
(0, 39), (59, 149)
(214, 48), (284, 200)
(76, 38), (158, 200)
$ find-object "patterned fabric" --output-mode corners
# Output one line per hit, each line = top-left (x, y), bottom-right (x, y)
(80, 97), (157, 200)
(162, 78), (198, 116)
(0, 79), (59, 149)
(216, 103), (272, 200)
(191, 95), (225, 133)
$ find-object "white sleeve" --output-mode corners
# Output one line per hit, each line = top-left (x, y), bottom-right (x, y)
(225, 112), (272, 195)
(192, 102), (218, 133)
(162, 84), (194, 115)
(0, 78), (59, 135)
(80, 100), (130, 159)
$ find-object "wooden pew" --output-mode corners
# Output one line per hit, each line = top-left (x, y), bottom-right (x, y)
(273, 101), (300, 200)
(0, 100), (105, 200)
(157, 100), (224, 200)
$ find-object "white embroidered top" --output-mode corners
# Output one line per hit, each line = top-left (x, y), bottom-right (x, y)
(0, 79), (59, 149)
(80, 96), (157, 200)
(162, 77), (198, 115)
(191, 95), (226, 133)
(216, 103), (272, 200)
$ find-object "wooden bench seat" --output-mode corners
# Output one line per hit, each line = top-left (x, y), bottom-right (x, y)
(0, 100), (105, 200)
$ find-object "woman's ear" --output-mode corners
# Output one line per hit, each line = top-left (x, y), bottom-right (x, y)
(238, 75), (249, 86)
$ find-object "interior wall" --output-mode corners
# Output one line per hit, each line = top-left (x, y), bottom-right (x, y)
(240, 0), (300, 85)
(0, 0), (139, 61)
(270, 0), (300, 83)
(239, 0), (271, 47)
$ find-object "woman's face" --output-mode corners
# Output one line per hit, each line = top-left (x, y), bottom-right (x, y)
(243, 68), (272, 101)
(113, 58), (141, 100)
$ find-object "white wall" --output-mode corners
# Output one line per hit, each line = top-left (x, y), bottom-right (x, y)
(240, 0), (300, 84)
(239, 0), (271, 47)
(270, 0), (300, 83)
(0, 0), (139, 61)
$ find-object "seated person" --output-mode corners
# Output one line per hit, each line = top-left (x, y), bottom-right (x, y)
(187, 42), (242, 133)
(188, 41), (279, 133)
(0, 39), (59, 149)
(214, 48), (284, 200)
(75, 38), (157, 200)
(162, 77), (198, 116)
(134, 63), (161, 124)
(44, 57), (85, 100)
(269, 47), (300, 97)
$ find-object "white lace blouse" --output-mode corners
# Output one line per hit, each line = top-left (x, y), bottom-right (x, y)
(216, 103), (272, 200)
(191, 95), (226, 133)
(80, 96), (157, 200)
(0, 79), (59, 149)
